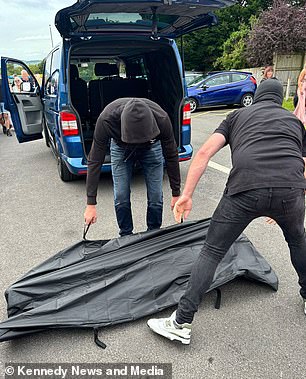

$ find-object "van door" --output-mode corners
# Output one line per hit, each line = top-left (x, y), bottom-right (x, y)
(1, 57), (43, 143)
(42, 48), (61, 139)
(199, 73), (232, 105)
(54, 0), (236, 39)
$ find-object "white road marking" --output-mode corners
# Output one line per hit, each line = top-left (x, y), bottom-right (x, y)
(192, 109), (234, 118)
(208, 160), (231, 174)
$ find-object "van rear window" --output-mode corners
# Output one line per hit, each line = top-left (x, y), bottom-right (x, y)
(70, 12), (180, 31)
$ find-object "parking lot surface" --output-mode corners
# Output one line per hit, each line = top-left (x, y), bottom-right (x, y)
(0, 107), (306, 379)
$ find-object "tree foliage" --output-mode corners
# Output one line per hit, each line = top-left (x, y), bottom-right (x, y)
(182, 0), (272, 71)
(6, 61), (44, 76)
(246, 0), (306, 66)
(215, 23), (251, 69)
(28, 61), (44, 75)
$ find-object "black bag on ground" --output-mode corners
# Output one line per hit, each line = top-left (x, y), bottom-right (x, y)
(0, 218), (278, 346)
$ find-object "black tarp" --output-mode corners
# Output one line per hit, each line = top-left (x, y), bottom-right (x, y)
(0, 218), (278, 344)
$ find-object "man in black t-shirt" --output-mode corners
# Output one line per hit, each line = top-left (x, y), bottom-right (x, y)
(147, 79), (306, 345)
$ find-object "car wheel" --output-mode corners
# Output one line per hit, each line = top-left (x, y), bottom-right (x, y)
(189, 98), (198, 113)
(240, 93), (254, 107)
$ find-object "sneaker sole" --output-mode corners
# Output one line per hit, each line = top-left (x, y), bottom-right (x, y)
(147, 321), (190, 345)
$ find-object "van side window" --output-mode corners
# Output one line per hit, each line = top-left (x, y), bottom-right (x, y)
(47, 71), (59, 96)
(44, 54), (52, 91)
(51, 49), (60, 72)
(46, 49), (60, 96)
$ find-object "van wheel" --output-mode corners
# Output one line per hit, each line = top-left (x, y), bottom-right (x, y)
(240, 93), (254, 107)
(189, 98), (198, 113)
(57, 156), (75, 182)
(43, 119), (50, 147)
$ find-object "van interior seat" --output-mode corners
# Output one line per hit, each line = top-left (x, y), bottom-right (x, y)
(89, 63), (149, 125)
(96, 62), (120, 80)
(89, 63), (117, 123)
(70, 64), (89, 123)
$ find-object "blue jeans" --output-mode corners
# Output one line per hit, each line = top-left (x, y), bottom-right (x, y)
(110, 139), (164, 236)
(176, 188), (306, 324)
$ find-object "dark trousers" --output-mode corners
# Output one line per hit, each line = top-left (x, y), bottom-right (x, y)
(176, 188), (306, 324)
(110, 139), (164, 237)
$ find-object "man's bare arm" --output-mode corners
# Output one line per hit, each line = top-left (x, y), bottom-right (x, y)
(173, 132), (226, 222)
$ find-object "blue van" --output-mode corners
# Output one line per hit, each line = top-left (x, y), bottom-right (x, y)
(1, 0), (234, 181)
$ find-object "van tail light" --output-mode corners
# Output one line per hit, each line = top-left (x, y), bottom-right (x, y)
(60, 111), (79, 136)
(183, 102), (191, 125)
(250, 76), (257, 85)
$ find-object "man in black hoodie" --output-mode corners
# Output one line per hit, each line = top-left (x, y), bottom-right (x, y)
(84, 98), (180, 236)
(147, 79), (306, 345)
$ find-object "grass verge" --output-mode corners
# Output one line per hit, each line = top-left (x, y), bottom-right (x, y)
(282, 97), (295, 112)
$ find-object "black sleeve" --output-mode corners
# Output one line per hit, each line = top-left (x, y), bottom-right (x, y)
(159, 115), (181, 197)
(213, 113), (231, 144)
(86, 117), (109, 205)
(302, 126), (306, 158)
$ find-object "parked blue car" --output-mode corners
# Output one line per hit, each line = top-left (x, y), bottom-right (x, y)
(1, 0), (236, 182)
(187, 71), (257, 112)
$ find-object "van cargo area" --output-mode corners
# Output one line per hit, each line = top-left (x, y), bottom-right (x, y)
(69, 36), (184, 157)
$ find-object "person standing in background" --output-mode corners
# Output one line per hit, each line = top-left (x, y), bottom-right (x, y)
(12, 77), (23, 93)
(0, 77), (13, 136)
(260, 66), (276, 83)
(20, 69), (35, 92)
(294, 63), (306, 126)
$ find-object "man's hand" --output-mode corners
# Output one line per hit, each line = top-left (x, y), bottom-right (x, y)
(265, 217), (277, 225)
(84, 205), (97, 225)
(170, 196), (180, 210)
(173, 195), (192, 223)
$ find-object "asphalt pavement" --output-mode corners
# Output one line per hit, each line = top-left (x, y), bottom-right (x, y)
(0, 108), (306, 379)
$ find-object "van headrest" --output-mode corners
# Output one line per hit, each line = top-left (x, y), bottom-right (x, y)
(95, 63), (119, 77)
(127, 63), (143, 78)
(70, 64), (79, 80)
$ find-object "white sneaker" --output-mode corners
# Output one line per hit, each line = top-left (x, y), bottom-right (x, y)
(147, 311), (191, 345)
(303, 298), (306, 316)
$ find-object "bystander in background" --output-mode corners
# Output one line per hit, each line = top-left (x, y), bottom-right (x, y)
(260, 65), (276, 83)
(0, 77), (13, 136)
(294, 63), (306, 126)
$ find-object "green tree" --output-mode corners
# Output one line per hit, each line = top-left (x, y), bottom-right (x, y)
(215, 23), (251, 69)
(28, 61), (44, 75)
(37, 60), (44, 74)
(246, 0), (306, 66)
(182, 0), (272, 71)
(6, 63), (15, 76)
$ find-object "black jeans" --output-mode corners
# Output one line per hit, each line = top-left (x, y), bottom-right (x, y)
(176, 188), (306, 324)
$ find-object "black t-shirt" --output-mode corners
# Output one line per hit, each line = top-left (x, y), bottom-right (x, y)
(214, 101), (306, 195)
